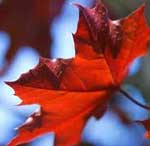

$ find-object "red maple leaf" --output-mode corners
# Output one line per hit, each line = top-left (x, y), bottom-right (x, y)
(6, 1), (149, 146)
(0, 0), (65, 74)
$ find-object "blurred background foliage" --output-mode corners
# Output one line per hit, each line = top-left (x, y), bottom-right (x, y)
(0, 0), (150, 146)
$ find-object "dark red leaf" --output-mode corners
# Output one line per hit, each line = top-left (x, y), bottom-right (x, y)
(0, 0), (65, 74)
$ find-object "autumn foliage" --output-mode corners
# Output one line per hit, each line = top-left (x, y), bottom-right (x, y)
(0, 0), (64, 74)
(0, 0), (149, 146)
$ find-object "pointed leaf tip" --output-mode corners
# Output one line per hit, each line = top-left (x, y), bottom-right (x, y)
(73, 3), (86, 12)
(5, 81), (15, 87)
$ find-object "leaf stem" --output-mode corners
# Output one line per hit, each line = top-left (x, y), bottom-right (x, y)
(119, 88), (150, 110)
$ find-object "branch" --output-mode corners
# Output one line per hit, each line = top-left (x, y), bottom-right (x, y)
(119, 88), (150, 110)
